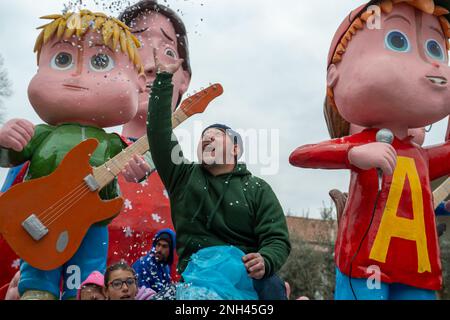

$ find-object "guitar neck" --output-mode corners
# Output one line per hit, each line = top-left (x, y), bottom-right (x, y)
(92, 109), (188, 189)
(433, 177), (450, 210)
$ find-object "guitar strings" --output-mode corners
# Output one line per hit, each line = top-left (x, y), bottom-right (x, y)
(39, 183), (87, 223)
(45, 188), (91, 227)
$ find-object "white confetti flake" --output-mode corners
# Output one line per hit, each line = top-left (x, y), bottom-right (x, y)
(152, 213), (162, 223)
(124, 199), (133, 210)
(140, 180), (149, 187)
(11, 259), (20, 269)
(123, 226), (134, 238)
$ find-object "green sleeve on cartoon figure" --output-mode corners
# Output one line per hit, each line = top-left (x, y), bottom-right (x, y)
(0, 124), (55, 168)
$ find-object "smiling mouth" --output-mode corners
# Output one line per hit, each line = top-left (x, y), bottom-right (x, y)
(426, 76), (448, 85)
(120, 295), (131, 299)
(63, 84), (89, 91)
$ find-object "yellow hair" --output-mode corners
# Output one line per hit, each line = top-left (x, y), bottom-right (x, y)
(326, 0), (450, 138)
(33, 9), (144, 74)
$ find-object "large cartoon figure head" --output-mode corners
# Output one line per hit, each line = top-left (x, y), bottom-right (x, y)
(28, 10), (146, 128)
(119, 1), (191, 137)
(325, 0), (450, 138)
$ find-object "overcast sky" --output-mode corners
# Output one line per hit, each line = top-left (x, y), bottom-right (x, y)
(0, 0), (448, 219)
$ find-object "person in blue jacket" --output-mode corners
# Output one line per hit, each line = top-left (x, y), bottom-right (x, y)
(132, 229), (175, 293)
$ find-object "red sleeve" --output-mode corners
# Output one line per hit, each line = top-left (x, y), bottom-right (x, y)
(112, 133), (133, 147)
(425, 141), (450, 181)
(11, 162), (29, 186)
(289, 130), (375, 170)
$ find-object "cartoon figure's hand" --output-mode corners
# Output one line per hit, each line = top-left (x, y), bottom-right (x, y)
(242, 252), (265, 280)
(0, 119), (35, 152)
(122, 154), (152, 183)
(153, 48), (184, 75)
(348, 142), (397, 175)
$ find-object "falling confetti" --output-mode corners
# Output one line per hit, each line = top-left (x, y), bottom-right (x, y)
(61, 0), (208, 37)
(123, 226), (134, 238)
(152, 213), (162, 223)
(11, 259), (20, 269)
(124, 198), (133, 210)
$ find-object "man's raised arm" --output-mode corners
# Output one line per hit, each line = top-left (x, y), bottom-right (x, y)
(147, 52), (190, 194)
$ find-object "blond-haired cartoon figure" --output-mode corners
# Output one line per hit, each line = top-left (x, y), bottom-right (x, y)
(0, 10), (146, 300)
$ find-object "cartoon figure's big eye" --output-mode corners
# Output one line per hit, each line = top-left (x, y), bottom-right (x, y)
(89, 53), (115, 72)
(425, 39), (445, 61)
(385, 30), (410, 52)
(51, 52), (74, 70)
(165, 48), (177, 59)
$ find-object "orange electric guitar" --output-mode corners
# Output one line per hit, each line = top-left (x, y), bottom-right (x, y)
(0, 83), (223, 270)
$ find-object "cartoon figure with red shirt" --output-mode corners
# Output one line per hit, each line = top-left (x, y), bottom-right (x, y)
(290, 0), (450, 300)
(107, 1), (191, 282)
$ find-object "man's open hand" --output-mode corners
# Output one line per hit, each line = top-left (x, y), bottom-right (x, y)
(243, 253), (265, 280)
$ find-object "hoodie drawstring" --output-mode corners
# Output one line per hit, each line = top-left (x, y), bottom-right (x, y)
(206, 174), (233, 229)
(190, 177), (209, 223)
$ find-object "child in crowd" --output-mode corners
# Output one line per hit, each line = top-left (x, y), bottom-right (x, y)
(104, 262), (155, 300)
(77, 271), (105, 300)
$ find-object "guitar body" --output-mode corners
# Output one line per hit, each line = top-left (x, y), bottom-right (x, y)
(0, 139), (123, 270)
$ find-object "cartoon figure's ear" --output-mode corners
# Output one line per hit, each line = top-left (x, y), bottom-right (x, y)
(327, 64), (339, 88)
(137, 74), (147, 94)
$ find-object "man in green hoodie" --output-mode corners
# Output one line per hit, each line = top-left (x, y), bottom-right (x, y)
(147, 53), (291, 300)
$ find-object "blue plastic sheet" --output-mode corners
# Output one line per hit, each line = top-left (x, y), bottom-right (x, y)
(176, 246), (258, 300)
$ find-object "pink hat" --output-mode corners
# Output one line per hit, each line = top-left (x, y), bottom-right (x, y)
(77, 271), (104, 300)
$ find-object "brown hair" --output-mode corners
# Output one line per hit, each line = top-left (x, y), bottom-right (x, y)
(118, 0), (192, 76)
(104, 261), (136, 286)
(325, 0), (450, 138)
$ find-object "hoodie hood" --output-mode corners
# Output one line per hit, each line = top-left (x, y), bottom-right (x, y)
(152, 228), (176, 266)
